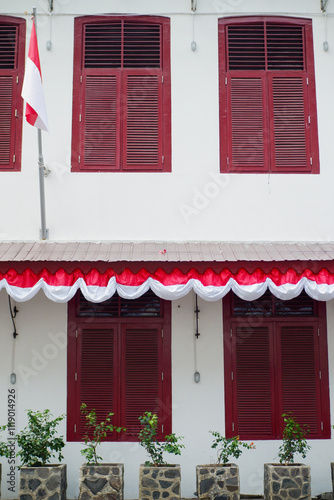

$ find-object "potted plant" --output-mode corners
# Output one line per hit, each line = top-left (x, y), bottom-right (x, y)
(79, 403), (125, 500)
(264, 413), (311, 500)
(17, 409), (66, 500)
(196, 431), (255, 500)
(138, 411), (184, 500)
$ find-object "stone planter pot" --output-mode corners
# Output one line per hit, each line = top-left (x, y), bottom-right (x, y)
(19, 464), (67, 500)
(79, 463), (124, 500)
(139, 464), (181, 500)
(196, 464), (240, 500)
(264, 463), (311, 500)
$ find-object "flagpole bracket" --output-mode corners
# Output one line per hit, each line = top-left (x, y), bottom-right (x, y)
(39, 228), (49, 240)
(44, 165), (51, 177)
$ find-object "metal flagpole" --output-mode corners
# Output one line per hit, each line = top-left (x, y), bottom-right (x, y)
(33, 6), (49, 240)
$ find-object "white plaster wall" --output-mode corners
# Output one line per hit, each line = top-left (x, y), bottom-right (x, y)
(0, 289), (334, 498)
(0, 0), (333, 242)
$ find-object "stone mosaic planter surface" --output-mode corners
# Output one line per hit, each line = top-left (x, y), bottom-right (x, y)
(79, 463), (124, 500)
(139, 464), (181, 500)
(196, 464), (239, 500)
(264, 463), (311, 500)
(19, 463), (67, 500)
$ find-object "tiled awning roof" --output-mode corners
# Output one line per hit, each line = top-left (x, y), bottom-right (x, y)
(1, 241), (334, 303)
(0, 240), (333, 262)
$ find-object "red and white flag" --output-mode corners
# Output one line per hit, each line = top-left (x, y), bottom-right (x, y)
(21, 19), (49, 132)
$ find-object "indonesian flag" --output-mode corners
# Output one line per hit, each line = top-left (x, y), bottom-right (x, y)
(21, 19), (49, 132)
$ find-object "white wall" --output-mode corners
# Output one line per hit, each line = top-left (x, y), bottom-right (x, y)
(0, 289), (334, 499)
(0, 0), (333, 242)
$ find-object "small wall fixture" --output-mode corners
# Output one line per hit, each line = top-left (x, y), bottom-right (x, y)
(194, 371), (200, 383)
(191, 0), (197, 12)
(321, 0), (329, 12)
(323, 40), (329, 51)
(10, 373), (16, 385)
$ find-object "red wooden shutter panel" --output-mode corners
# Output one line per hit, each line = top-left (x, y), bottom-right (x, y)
(123, 326), (161, 436)
(235, 325), (273, 437)
(280, 324), (319, 435)
(227, 23), (265, 70)
(266, 24), (304, 70)
(79, 328), (115, 438)
(270, 76), (309, 171)
(81, 74), (119, 170)
(123, 23), (161, 68)
(123, 73), (162, 170)
(229, 77), (267, 171)
(0, 19), (24, 171)
(84, 23), (122, 69)
(0, 75), (15, 168)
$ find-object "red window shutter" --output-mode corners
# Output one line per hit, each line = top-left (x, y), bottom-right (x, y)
(234, 325), (274, 438)
(72, 16), (170, 173)
(228, 76), (268, 171)
(269, 75), (310, 172)
(79, 74), (120, 170)
(224, 293), (330, 440)
(122, 325), (162, 438)
(78, 328), (115, 438)
(279, 324), (320, 435)
(122, 72), (162, 170)
(0, 19), (25, 171)
(67, 294), (172, 443)
(219, 16), (319, 174)
(0, 75), (16, 168)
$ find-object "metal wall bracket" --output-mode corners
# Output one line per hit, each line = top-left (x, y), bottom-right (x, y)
(321, 0), (329, 12)
(48, 0), (53, 12)
(191, 0), (197, 12)
(39, 228), (49, 240)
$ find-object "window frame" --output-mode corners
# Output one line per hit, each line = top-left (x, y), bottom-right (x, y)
(67, 292), (172, 442)
(0, 15), (25, 171)
(218, 16), (319, 174)
(223, 291), (330, 440)
(71, 15), (171, 173)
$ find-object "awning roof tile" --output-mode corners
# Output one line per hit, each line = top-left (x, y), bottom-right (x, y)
(0, 241), (333, 263)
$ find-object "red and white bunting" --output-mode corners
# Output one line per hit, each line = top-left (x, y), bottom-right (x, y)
(1, 267), (334, 303)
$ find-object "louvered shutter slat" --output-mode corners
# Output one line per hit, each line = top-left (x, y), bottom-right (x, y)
(84, 23), (122, 68)
(270, 76), (309, 171)
(0, 75), (15, 167)
(79, 328), (114, 438)
(123, 73), (161, 170)
(229, 77), (266, 171)
(81, 74), (119, 170)
(123, 327), (160, 436)
(235, 326), (273, 436)
(266, 24), (304, 70)
(123, 23), (161, 68)
(280, 325), (319, 434)
(227, 24), (265, 70)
